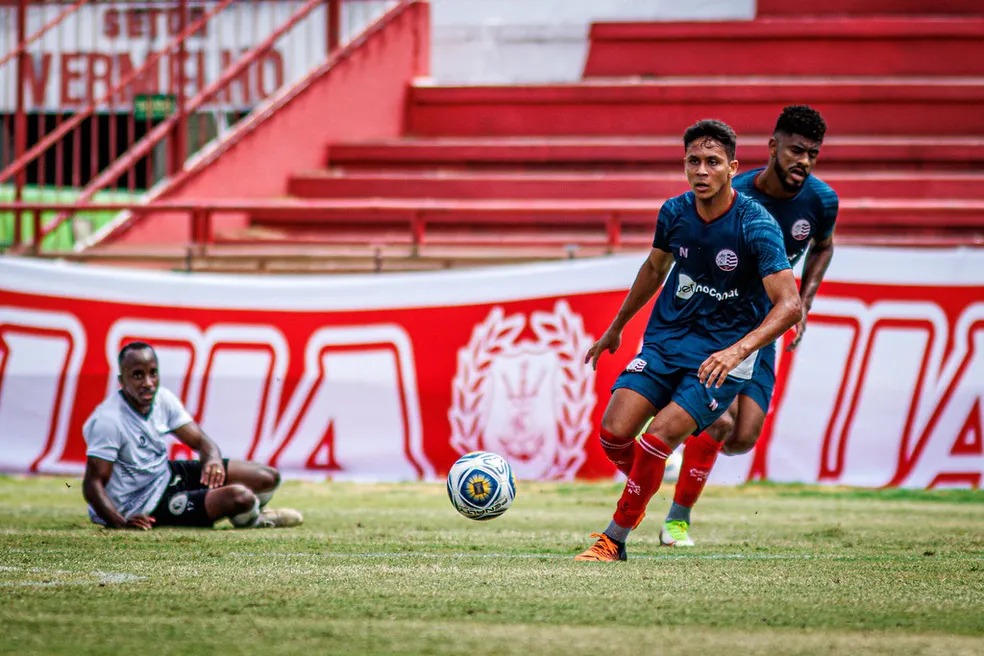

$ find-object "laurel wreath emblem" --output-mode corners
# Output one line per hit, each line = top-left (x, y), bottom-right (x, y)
(448, 300), (596, 480)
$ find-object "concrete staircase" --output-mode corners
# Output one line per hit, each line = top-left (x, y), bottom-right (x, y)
(229, 0), (984, 269)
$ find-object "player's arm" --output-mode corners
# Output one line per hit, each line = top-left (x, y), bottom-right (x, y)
(788, 234), (834, 350)
(172, 422), (225, 488)
(82, 457), (155, 530)
(584, 247), (674, 369)
(699, 269), (802, 387)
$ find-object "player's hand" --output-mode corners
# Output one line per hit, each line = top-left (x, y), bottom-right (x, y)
(121, 514), (155, 530)
(698, 348), (743, 388)
(201, 459), (226, 489)
(786, 316), (808, 351)
(584, 329), (621, 370)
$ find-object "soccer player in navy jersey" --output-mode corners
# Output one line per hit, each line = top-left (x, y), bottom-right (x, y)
(659, 105), (839, 547)
(575, 119), (803, 561)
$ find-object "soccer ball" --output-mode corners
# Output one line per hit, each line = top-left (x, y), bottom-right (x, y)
(446, 451), (517, 521)
(663, 447), (683, 483)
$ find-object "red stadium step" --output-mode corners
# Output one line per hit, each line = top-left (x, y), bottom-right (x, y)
(756, 0), (984, 17)
(327, 137), (984, 172)
(407, 80), (984, 137)
(246, 198), (984, 245)
(583, 18), (984, 77)
(289, 171), (690, 199)
(288, 170), (984, 201)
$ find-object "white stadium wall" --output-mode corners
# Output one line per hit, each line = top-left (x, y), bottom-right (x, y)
(1, 247), (981, 488)
(428, 0), (755, 83)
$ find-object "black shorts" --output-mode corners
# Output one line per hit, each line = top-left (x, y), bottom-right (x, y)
(150, 459), (230, 527)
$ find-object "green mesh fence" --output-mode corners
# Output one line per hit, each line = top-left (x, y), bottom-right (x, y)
(0, 186), (141, 252)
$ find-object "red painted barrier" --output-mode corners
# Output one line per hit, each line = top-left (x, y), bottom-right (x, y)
(1, 247), (981, 487)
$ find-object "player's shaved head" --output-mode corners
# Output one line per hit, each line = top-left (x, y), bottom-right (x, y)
(118, 341), (156, 372)
(684, 120), (738, 161)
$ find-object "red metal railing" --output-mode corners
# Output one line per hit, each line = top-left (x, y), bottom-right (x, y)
(0, 199), (664, 255)
(5, 196), (983, 256)
(0, 0), (395, 249)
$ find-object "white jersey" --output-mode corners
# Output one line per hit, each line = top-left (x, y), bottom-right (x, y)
(83, 387), (193, 525)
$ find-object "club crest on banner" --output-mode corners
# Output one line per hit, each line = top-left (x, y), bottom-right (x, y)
(448, 301), (596, 480)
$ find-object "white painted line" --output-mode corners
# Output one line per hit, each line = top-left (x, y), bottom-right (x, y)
(0, 565), (146, 587)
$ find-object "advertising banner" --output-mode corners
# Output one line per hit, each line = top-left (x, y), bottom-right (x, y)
(1, 247), (981, 488)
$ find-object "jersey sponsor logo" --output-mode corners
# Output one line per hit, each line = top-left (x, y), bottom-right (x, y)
(715, 249), (739, 271)
(625, 358), (647, 373)
(791, 219), (812, 241)
(449, 301), (596, 480)
(675, 273), (740, 302)
(168, 492), (188, 515)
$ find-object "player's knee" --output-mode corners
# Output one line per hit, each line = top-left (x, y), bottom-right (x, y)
(257, 465), (280, 491)
(225, 483), (258, 514)
(723, 430), (758, 456)
(597, 422), (635, 468)
(705, 412), (734, 443)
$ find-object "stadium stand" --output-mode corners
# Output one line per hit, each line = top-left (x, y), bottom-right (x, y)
(229, 0), (984, 264)
(3, 0), (982, 272)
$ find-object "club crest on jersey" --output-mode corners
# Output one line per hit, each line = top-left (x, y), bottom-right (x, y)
(168, 492), (188, 515)
(791, 219), (812, 241)
(449, 301), (597, 480)
(715, 249), (738, 271)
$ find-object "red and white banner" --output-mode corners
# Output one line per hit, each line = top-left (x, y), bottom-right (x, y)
(1, 247), (982, 488)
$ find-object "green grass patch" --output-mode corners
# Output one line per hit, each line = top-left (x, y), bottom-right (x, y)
(749, 481), (984, 504)
(0, 476), (982, 655)
(0, 185), (140, 251)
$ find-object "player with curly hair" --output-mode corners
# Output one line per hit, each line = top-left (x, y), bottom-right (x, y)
(658, 105), (840, 547)
(574, 119), (803, 561)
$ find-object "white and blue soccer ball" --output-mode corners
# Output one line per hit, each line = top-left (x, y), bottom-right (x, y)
(446, 451), (517, 521)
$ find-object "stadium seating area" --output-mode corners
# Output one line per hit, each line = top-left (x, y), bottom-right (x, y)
(58, 0), (984, 270)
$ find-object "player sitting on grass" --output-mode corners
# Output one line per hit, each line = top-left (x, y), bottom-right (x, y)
(82, 341), (303, 530)
(659, 105), (838, 547)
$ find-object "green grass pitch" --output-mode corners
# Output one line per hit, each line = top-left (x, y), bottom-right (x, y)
(1, 476), (982, 655)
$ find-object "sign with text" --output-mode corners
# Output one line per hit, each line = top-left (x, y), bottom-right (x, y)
(1, 248), (982, 488)
(0, 1), (325, 112)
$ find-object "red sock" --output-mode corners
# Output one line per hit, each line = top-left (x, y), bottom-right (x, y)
(613, 433), (672, 528)
(673, 431), (723, 508)
(599, 427), (635, 477)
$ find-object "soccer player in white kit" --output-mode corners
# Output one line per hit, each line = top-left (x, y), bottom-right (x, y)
(82, 342), (303, 529)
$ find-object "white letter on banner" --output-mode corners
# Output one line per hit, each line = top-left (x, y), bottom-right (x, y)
(259, 325), (432, 481)
(899, 305), (984, 488)
(766, 298), (866, 483)
(105, 320), (203, 408)
(835, 302), (947, 487)
(105, 320), (289, 460)
(0, 308), (86, 473)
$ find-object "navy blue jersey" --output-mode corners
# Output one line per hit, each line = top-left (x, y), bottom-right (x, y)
(645, 190), (790, 371)
(733, 168), (839, 266)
